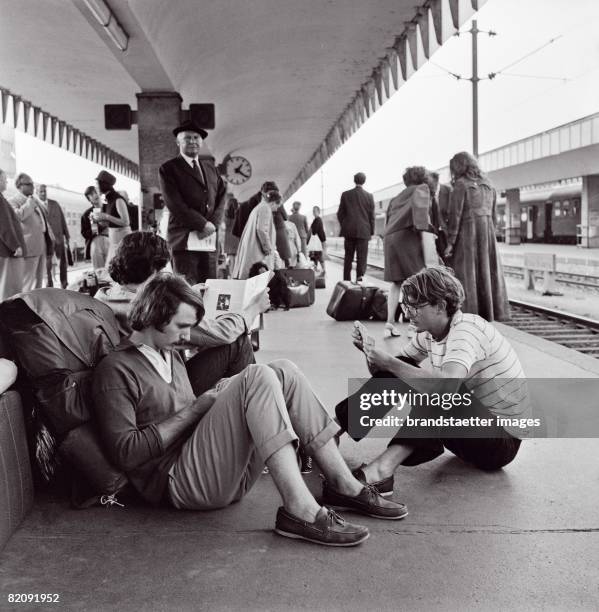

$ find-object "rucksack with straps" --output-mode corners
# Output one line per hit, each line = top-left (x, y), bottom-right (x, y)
(0, 289), (128, 508)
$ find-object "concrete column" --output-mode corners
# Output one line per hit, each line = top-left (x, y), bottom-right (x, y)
(580, 174), (599, 248)
(505, 187), (521, 245)
(136, 91), (182, 230)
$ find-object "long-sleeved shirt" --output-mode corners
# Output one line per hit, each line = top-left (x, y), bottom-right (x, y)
(93, 339), (196, 503)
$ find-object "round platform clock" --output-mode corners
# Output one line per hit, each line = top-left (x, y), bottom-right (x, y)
(224, 155), (252, 185)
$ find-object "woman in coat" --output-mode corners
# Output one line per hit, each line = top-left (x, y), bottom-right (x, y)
(445, 152), (509, 322)
(232, 190), (282, 279)
(272, 203), (291, 267)
(0, 168), (26, 301)
(383, 166), (432, 337)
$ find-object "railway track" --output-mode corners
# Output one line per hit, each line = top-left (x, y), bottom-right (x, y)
(506, 300), (599, 356)
(327, 250), (599, 357)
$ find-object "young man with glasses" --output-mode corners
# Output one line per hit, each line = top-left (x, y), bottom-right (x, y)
(335, 266), (530, 498)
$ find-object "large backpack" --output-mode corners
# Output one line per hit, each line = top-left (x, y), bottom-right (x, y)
(0, 289), (128, 506)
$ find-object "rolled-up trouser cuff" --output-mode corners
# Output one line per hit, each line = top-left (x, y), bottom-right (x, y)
(304, 419), (341, 456)
(258, 429), (298, 464)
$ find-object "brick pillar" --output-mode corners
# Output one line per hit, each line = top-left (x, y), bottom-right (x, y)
(136, 92), (182, 230)
(580, 174), (599, 248)
(505, 187), (521, 245)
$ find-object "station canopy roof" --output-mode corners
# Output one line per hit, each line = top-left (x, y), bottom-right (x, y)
(1, 0), (484, 199)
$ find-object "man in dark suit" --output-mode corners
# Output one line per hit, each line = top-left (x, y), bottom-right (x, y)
(159, 120), (227, 284)
(429, 172), (452, 230)
(37, 184), (70, 288)
(429, 172), (452, 259)
(336, 172), (375, 282)
(288, 201), (310, 256)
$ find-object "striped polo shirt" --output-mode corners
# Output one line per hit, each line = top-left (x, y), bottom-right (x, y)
(397, 311), (532, 437)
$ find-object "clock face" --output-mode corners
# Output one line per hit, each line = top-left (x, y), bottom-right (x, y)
(224, 155), (252, 185)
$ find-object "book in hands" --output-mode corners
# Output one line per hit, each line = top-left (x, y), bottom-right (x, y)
(196, 271), (273, 331)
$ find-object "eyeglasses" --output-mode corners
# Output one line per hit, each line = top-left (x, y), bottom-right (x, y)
(19, 182), (33, 186)
(401, 301), (430, 315)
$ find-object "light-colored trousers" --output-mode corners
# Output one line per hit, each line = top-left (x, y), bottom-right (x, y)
(22, 255), (45, 291)
(106, 226), (131, 266)
(168, 359), (339, 510)
(0, 256), (25, 301)
(91, 235), (110, 270)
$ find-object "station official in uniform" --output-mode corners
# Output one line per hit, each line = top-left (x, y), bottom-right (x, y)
(159, 120), (227, 284)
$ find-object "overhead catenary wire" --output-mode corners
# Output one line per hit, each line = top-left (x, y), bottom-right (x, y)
(495, 72), (570, 82)
(493, 35), (563, 75)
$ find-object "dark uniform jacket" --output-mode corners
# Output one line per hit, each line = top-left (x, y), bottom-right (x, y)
(159, 155), (227, 251)
(46, 199), (70, 244)
(337, 186), (375, 239)
(0, 193), (26, 257)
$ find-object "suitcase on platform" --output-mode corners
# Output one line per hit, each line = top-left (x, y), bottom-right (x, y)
(326, 281), (378, 321)
(278, 268), (315, 307)
(369, 288), (389, 321)
(0, 390), (34, 551)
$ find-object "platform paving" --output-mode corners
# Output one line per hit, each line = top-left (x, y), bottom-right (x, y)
(1, 261), (598, 611)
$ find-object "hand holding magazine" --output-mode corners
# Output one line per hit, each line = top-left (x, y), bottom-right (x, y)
(195, 271), (273, 331)
(187, 231), (217, 252)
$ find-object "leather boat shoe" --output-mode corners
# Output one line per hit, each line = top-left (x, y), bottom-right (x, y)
(322, 482), (408, 520)
(352, 464), (394, 497)
(275, 506), (369, 547)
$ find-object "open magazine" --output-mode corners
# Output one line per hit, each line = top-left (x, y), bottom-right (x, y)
(194, 271), (273, 331)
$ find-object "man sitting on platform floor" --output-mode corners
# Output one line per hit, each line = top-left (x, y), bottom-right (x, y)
(336, 266), (530, 496)
(93, 273), (408, 547)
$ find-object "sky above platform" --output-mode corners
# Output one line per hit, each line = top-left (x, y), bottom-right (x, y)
(10, 0), (599, 213)
(288, 0), (599, 213)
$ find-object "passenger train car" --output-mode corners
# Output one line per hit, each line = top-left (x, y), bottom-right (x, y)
(43, 185), (91, 258)
(495, 181), (581, 244)
(320, 180), (582, 245)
